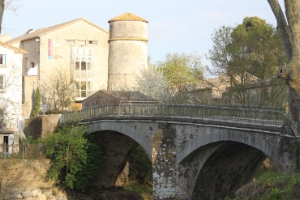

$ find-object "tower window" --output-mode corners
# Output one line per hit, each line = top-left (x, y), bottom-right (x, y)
(89, 40), (97, 44)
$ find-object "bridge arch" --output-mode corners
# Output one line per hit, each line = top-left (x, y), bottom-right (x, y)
(176, 127), (287, 199)
(87, 120), (152, 158)
(177, 128), (281, 168)
(84, 120), (154, 188)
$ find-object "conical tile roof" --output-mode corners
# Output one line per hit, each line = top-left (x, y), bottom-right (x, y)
(108, 12), (148, 23)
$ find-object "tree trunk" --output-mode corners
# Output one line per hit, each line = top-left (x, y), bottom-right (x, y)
(268, 0), (300, 136)
(0, 0), (4, 34)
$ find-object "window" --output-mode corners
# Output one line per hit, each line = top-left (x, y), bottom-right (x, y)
(74, 81), (92, 98)
(75, 61), (87, 70)
(67, 40), (75, 44)
(3, 136), (8, 152)
(77, 40), (86, 45)
(0, 54), (6, 65)
(0, 75), (5, 90)
(89, 40), (97, 44)
(30, 62), (35, 68)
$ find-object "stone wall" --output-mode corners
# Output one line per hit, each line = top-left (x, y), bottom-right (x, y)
(23, 114), (60, 139)
(0, 159), (68, 200)
(108, 20), (148, 90)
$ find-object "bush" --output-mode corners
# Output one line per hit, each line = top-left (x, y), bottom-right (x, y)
(41, 124), (105, 192)
(32, 87), (41, 117)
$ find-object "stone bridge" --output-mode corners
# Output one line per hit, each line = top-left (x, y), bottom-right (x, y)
(61, 104), (297, 200)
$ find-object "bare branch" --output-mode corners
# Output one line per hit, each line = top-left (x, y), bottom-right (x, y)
(4, 0), (23, 14)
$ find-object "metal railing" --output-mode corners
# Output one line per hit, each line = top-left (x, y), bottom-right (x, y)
(60, 104), (284, 125)
(0, 144), (45, 159)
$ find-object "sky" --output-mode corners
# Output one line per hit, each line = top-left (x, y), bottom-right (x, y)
(3, 0), (285, 73)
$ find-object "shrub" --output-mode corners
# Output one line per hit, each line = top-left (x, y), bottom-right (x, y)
(41, 124), (105, 192)
(32, 87), (41, 117)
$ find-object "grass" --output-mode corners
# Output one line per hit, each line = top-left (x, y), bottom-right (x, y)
(234, 159), (300, 200)
(123, 180), (153, 200)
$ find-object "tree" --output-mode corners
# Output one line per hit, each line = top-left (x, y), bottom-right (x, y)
(41, 124), (105, 192)
(135, 60), (170, 103)
(32, 87), (41, 117)
(135, 53), (206, 104)
(41, 68), (75, 112)
(207, 17), (287, 107)
(0, 62), (22, 131)
(157, 52), (205, 85)
(267, 0), (300, 136)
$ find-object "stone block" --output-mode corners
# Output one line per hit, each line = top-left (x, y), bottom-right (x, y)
(47, 195), (56, 200)
(22, 190), (33, 198)
(11, 193), (23, 199)
(24, 197), (36, 200)
(32, 188), (43, 196)
(43, 189), (53, 197)
(37, 194), (47, 200)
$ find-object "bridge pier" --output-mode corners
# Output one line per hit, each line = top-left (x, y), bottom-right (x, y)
(78, 107), (297, 200)
(152, 124), (181, 200)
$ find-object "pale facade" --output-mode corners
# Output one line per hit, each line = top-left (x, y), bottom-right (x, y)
(7, 12), (148, 117)
(108, 13), (148, 90)
(0, 41), (27, 155)
(7, 18), (109, 116)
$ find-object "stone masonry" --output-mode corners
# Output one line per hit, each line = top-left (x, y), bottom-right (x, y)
(84, 117), (297, 200)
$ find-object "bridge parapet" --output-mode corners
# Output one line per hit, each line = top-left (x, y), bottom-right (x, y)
(61, 104), (284, 125)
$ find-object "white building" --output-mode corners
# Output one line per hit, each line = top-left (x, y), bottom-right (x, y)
(0, 41), (27, 156)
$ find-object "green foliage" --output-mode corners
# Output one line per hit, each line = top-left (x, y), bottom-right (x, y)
(41, 124), (105, 192)
(123, 183), (153, 195)
(129, 145), (152, 184)
(207, 17), (288, 107)
(235, 160), (300, 200)
(32, 87), (41, 117)
(157, 52), (205, 85)
(267, 188), (282, 199)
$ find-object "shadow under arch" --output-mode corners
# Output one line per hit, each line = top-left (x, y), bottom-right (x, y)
(177, 129), (281, 169)
(176, 129), (286, 199)
(85, 121), (153, 188)
(190, 141), (266, 199)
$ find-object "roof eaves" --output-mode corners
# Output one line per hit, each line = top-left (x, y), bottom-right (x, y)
(0, 41), (27, 54)
(7, 18), (108, 44)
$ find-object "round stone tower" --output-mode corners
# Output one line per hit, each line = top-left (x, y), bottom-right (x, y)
(107, 12), (148, 90)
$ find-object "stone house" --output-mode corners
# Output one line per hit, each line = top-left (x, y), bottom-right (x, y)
(194, 73), (286, 106)
(0, 41), (27, 156)
(6, 18), (110, 116)
(6, 12), (149, 117)
(82, 90), (158, 109)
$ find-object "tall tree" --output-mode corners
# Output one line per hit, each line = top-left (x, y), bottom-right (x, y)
(207, 17), (287, 107)
(32, 87), (41, 117)
(0, 0), (4, 33)
(268, 0), (300, 136)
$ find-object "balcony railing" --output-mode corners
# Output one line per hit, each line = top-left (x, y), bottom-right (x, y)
(60, 104), (284, 125)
